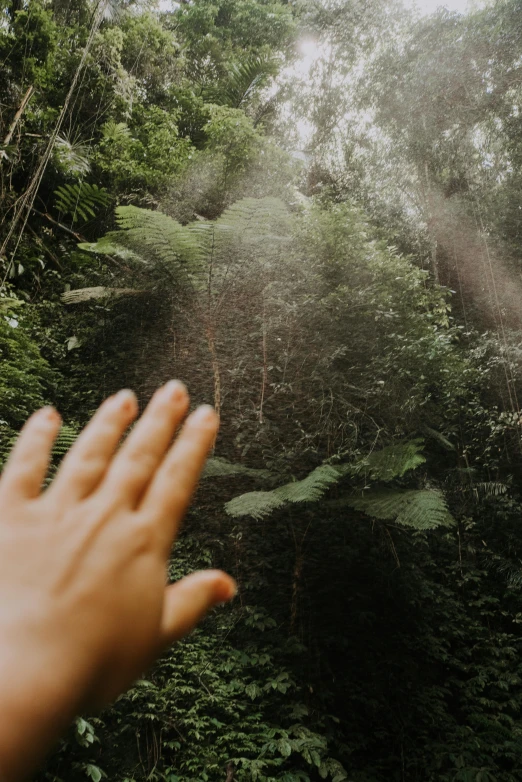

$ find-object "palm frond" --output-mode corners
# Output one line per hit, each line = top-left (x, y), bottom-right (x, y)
(203, 55), (278, 109)
(54, 135), (92, 176)
(101, 120), (131, 143)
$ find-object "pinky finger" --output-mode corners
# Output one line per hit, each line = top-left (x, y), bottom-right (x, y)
(0, 407), (61, 500)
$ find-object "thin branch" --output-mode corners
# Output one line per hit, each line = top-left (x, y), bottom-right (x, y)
(30, 207), (85, 241)
(2, 86), (34, 148)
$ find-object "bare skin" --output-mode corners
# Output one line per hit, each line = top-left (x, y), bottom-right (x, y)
(0, 381), (236, 782)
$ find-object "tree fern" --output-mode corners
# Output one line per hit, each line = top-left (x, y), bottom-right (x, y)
(223, 439), (451, 529)
(79, 198), (292, 289)
(334, 488), (455, 530)
(54, 183), (111, 224)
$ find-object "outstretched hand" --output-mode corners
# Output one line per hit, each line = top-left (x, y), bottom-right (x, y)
(0, 382), (236, 782)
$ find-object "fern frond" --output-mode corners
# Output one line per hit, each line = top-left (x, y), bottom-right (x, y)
(61, 287), (144, 305)
(208, 197), (293, 282)
(224, 438), (434, 522)
(0, 423), (79, 479)
(54, 183), (111, 224)
(226, 490), (286, 520)
(214, 197), (292, 249)
(82, 206), (206, 280)
(45, 424), (79, 483)
(225, 464), (343, 519)
(203, 457), (273, 480)
(51, 424), (78, 461)
(77, 237), (142, 262)
(351, 439), (426, 482)
(0, 297), (23, 311)
(337, 488), (455, 530)
(276, 465), (342, 503)
(472, 482), (508, 500)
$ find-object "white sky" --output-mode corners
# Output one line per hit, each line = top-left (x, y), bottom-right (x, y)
(404, 0), (487, 13)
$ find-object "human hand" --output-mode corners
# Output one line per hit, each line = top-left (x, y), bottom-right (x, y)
(0, 382), (236, 781)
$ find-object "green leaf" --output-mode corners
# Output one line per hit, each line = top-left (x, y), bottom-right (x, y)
(75, 717), (87, 736)
(85, 764), (103, 782)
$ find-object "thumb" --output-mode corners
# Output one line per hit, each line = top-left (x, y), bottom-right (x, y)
(159, 570), (237, 648)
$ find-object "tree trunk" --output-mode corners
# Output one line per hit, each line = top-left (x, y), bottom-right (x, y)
(259, 297), (268, 424)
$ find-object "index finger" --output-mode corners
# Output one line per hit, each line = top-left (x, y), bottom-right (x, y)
(0, 407), (61, 501)
(138, 405), (218, 547)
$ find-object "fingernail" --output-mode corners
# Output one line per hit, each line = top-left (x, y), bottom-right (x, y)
(191, 405), (218, 425)
(39, 406), (60, 423)
(162, 380), (187, 402)
(113, 389), (137, 412)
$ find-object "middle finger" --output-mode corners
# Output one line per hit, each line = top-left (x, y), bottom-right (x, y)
(97, 380), (189, 509)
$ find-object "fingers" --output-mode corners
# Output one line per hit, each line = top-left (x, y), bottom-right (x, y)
(49, 390), (139, 502)
(158, 570), (237, 648)
(99, 381), (189, 508)
(0, 407), (61, 500)
(139, 405), (219, 544)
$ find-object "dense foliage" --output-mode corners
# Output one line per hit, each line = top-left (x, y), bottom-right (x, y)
(2, 0), (522, 780)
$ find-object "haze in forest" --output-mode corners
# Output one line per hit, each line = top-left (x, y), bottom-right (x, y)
(2, 0), (522, 780)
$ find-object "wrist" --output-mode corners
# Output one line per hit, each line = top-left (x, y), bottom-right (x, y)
(0, 631), (89, 781)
